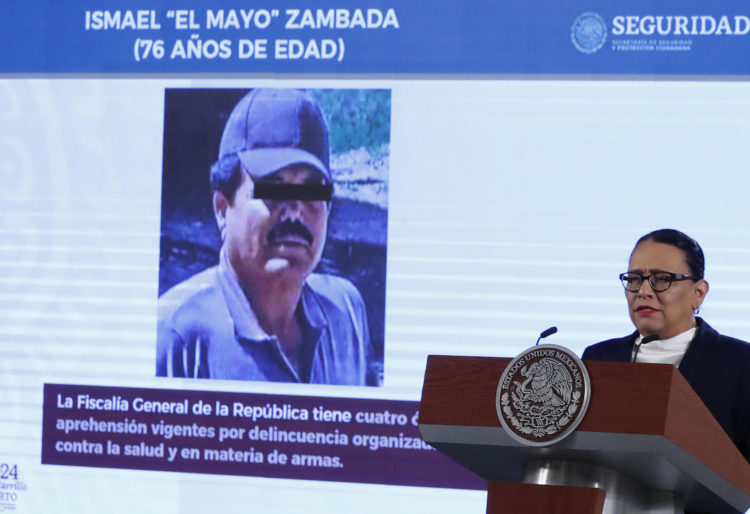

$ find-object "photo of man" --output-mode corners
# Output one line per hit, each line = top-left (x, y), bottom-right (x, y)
(156, 88), (388, 386)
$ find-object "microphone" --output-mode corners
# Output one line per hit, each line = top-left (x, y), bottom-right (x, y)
(535, 326), (558, 346)
(632, 333), (660, 362)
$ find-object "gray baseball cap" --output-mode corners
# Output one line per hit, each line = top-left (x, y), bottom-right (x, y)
(218, 88), (331, 183)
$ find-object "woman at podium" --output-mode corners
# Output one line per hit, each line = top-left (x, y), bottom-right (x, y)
(583, 228), (750, 463)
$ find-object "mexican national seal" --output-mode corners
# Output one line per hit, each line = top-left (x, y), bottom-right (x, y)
(571, 12), (608, 54)
(496, 344), (590, 446)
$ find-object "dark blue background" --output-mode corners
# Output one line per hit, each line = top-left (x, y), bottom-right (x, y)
(1, 0), (749, 74)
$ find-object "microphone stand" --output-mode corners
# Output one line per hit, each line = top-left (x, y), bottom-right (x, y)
(535, 326), (558, 345)
(632, 333), (660, 362)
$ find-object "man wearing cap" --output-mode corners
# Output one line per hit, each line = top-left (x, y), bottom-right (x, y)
(156, 89), (376, 386)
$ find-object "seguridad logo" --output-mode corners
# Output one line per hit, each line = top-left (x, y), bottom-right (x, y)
(571, 12), (608, 54)
(611, 15), (750, 36)
(573, 12), (750, 53)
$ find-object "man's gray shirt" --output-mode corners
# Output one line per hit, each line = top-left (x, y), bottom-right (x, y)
(156, 252), (373, 385)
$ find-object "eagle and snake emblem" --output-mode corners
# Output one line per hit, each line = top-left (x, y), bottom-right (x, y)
(497, 347), (589, 444)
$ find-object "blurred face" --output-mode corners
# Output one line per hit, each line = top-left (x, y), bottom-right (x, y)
(215, 164), (329, 285)
(625, 240), (708, 339)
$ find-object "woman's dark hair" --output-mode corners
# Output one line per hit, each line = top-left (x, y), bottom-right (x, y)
(634, 228), (705, 279)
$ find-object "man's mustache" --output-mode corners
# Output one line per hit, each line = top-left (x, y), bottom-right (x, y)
(266, 219), (314, 246)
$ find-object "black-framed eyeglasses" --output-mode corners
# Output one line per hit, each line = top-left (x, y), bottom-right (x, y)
(619, 271), (699, 293)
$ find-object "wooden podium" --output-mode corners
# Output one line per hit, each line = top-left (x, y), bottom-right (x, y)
(418, 355), (750, 514)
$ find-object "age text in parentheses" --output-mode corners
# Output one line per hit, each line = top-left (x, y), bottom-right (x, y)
(134, 39), (165, 62)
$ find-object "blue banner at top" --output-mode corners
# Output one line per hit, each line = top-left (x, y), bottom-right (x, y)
(2, 0), (750, 75)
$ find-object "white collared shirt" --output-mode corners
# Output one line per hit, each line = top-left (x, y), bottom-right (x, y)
(633, 327), (697, 366)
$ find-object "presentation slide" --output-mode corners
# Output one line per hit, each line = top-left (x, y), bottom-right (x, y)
(2, 1), (749, 513)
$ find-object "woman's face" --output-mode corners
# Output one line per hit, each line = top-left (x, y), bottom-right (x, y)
(626, 240), (709, 339)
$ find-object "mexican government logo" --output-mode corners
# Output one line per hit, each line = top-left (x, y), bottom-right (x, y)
(571, 12), (608, 54)
(496, 344), (591, 446)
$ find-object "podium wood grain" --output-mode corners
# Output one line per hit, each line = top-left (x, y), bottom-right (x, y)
(486, 482), (605, 514)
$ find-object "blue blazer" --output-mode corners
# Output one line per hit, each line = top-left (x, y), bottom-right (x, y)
(583, 318), (750, 463)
